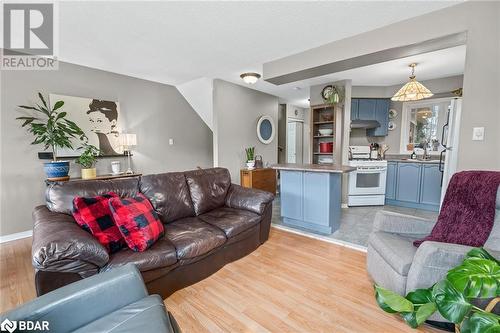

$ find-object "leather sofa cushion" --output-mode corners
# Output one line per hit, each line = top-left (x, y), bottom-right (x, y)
(140, 172), (195, 223)
(368, 231), (417, 276)
(46, 177), (140, 215)
(101, 238), (177, 273)
(199, 207), (260, 238)
(72, 295), (175, 333)
(185, 168), (231, 215)
(165, 217), (226, 259)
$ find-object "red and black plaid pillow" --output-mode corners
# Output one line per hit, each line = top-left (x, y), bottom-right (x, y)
(109, 194), (164, 252)
(72, 192), (125, 254)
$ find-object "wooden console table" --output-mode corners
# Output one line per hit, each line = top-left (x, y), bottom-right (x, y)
(240, 168), (276, 194)
(46, 173), (141, 183)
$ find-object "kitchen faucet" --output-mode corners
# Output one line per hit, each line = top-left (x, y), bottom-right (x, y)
(422, 140), (430, 160)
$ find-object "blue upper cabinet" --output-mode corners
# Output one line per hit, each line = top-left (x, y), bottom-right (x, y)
(367, 99), (389, 137)
(351, 98), (389, 136)
(420, 164), (442, 206)
(358, 99), (376, 120)
(351, 98), (359, 120)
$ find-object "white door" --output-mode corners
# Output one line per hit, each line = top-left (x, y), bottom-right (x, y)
(440, 98), (462, 205)
(287, 121), (303, 163)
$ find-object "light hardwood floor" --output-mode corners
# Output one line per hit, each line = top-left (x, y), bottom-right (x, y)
(0, 229), (439, 332)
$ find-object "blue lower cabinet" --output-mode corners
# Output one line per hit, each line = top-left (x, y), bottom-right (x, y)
(303, 172), (330, 226)
(396, 163), (421, 203)
(280, 171), (303, 220)
(420, 164), (442, 207)
(279, 170), (342, 234)
(386, 162), (441, 211)
(385, 162), (397, 200)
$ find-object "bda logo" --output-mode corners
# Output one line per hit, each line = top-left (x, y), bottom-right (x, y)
(0, 319), (17, 333)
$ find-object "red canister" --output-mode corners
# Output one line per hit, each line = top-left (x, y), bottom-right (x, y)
(319, 142), (333, 153)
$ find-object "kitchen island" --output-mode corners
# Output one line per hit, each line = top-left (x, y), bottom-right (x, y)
(272, 163), (355, 234)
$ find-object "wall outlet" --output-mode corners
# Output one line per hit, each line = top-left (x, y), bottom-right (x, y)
(472, 127), (485, 141)
(169, 138), (174, 145)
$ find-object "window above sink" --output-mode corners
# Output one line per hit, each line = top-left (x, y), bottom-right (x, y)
(399, 97), (453, 155)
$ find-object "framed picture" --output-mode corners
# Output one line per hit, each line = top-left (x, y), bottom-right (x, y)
(49, 94), (124, 157)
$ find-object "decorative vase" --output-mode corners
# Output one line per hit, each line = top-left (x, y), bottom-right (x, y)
(44, 161), (70, 180)
(81, 167), (97, 180)
(246, 160), (255, 169)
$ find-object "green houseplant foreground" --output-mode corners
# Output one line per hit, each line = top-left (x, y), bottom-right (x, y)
(374, 248), (500, 332)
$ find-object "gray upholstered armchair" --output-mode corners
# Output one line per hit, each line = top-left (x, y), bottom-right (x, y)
(0, 264), (181, 333)
(367, 188), (500, 320)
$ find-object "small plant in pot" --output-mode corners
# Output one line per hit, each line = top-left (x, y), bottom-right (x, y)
(245, 147), (255, 169)
(75, 144), (100, 179)
(17, 93), (86, 180)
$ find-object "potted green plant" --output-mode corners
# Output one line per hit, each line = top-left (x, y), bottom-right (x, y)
(17, 93), (86, 180)
(324, 85), (345, 107)
(75, 144), (100, 179)
(374, 247), (500, 332)
(245, 147), (255, 169)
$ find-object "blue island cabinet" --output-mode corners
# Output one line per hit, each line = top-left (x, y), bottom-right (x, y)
(385, 161), (441, 211)
(280, 170), (342, 234)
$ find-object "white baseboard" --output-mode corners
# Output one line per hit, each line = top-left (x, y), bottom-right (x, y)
(271, 224), (367, 253)
(341, 203), (348, 208)
(0, 230), (33, 244)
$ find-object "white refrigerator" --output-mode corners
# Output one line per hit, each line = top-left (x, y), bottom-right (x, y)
(439, 98), (462, 205)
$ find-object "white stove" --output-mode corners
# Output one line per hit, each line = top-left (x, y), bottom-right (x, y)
(348, 146), (387, 206)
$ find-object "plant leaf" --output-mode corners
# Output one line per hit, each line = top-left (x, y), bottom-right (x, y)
(466, 248), (500, 265)
(374, 285), (414, 313)
(400, 312), (418, 328)
(406, 288), (434, 305)
(415, 302), (437, 325)
(21, 119), (35, 127)
(38, 92), (48, 108)
(460, 312), (500, 333)
(55, 111), (67, 121)
(52, 100), (64, 111)
(447, 258), (500, 298)
(432, 280), (472, 323)
(18, 105), (37, 110)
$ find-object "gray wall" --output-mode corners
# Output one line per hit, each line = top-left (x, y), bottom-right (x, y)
(264, 2), (500, 171)
(1, 61), (213, 236)
(350, 75), (463, 154)
(213, 79), (278, 183)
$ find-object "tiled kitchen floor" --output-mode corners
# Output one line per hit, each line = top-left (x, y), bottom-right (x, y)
(271, 196), (439, 248)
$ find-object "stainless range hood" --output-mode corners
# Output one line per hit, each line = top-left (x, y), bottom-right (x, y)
(350, 120), (380, 129)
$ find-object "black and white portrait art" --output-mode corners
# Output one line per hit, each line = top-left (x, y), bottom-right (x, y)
(50, 94), (124, 156)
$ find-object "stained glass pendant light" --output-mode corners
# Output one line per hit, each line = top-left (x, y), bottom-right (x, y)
(391, 63), (433, 101)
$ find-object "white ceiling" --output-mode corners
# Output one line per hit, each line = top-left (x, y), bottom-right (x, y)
(58, 1), (463, 108)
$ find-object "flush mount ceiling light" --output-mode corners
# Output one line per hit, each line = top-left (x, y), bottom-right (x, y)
(240, 72), (261, 84)
(391, 63), (433, 101)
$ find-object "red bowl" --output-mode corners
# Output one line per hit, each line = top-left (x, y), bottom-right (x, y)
(319, 142), (333, 153)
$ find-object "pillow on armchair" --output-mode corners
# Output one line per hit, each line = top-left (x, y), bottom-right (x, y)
(109, 194), (164, 252)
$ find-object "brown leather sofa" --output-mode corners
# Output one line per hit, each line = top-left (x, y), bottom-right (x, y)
(32, 168), (274, 298)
